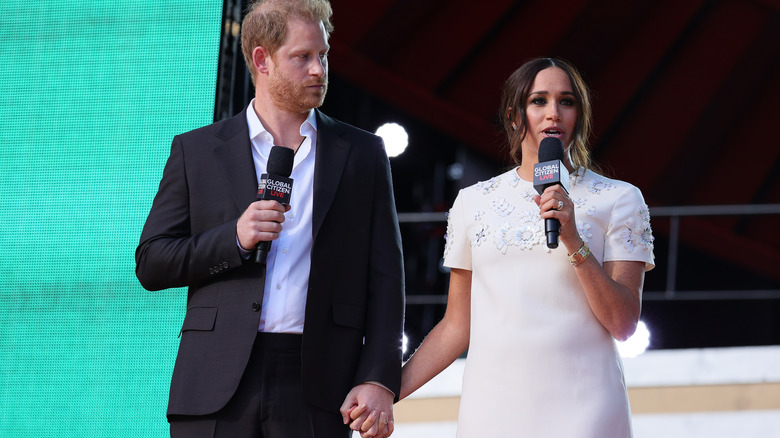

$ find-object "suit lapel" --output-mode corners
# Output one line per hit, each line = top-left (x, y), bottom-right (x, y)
(214, 109), (258, 212)
(211, 109), (348, 237)
(313, 110), (350, 241)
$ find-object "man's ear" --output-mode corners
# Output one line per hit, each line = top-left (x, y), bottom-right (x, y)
(253, 46), (272, 74)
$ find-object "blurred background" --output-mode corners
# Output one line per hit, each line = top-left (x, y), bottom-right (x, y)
(1, 0), (778, 436)
(306, 0), (780, 355)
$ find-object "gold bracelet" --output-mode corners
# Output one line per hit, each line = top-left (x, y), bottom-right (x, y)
(568, 241), (590, 266)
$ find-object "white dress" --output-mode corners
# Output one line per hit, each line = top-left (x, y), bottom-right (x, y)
(443, 167), (655, 438)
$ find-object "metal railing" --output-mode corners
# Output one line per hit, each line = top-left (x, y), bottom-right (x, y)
(398, 204), (780, 305)
(646, 204), (780, 301)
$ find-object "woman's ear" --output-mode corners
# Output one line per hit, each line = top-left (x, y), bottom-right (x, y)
(507, 107), (517, 130)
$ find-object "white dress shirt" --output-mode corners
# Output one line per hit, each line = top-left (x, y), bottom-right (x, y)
(246, 100), (316, 334)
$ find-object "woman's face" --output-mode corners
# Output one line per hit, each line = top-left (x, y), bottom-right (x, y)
(520, 67), (578, 160)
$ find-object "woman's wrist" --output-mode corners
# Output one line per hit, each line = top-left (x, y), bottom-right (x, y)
(568, 241), (591, 266)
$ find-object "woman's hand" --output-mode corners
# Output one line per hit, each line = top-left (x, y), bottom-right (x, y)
(534, 185), (580, 252)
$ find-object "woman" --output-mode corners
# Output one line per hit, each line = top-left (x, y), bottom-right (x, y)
(398, 58), (655, 437)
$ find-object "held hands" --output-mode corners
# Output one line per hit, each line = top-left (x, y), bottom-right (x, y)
(236, 200), (291, 251)
(340, 383), (395, 438)
(534, 185), (581, 252)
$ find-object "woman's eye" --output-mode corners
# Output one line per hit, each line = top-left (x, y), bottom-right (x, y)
(561, 98), (575, 106)
(531, 97), (546, 105)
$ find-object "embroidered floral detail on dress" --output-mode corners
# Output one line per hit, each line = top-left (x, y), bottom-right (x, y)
(570, 167), (585, 187)
(470, 222), (489, 247)
(508, 171), (522, 187)
(577, 222), (593, 244)
(585, 205), (597, 217)
(474, 210), (485, 221)
(489, 197), (514, 217)
(521, 188), (537, 203)
(638, 204), (651, 224)
(588, 177), (614, 195)
(494, 210), (544, 254)
(620, 204), (655, 253)
(570, 196), (586, 210)
(475, 177), (501, 195)
(443, 210), (454, 259)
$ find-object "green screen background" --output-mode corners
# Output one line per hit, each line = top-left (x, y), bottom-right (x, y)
(0, 1), (222, 436)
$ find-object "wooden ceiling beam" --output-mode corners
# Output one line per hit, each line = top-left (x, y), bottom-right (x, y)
(603, 1), (763, 192)
(389, 0), (517, 91)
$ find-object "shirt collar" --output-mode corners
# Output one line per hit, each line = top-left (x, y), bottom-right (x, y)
(247, 99), (318, 143)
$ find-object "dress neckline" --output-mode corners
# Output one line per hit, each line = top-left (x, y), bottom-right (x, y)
(512, 166), (585, 186)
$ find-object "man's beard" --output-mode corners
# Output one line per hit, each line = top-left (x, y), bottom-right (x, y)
(268, 69), (328, 114)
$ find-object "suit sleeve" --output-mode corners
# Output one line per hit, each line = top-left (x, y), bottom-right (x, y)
(135, 135), (245, 291)
(352, 141), (405, 400)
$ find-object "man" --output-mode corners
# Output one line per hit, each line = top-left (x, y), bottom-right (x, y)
(135, 1), (404, 437)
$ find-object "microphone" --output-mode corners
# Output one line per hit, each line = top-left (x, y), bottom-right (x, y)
(533, 137), (570, 249)
(254, 146), (294, 264)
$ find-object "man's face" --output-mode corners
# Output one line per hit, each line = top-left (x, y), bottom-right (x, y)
(267, 18), (329, 114)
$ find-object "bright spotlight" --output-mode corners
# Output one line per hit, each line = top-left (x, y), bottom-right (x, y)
(376, 122), (408, 158)
(617, 320), (650, 358)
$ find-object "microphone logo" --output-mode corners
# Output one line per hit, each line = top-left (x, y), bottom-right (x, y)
(257, 176), (293, 204)
(533, 161), (569, 195)
(534, 163), (561, 182)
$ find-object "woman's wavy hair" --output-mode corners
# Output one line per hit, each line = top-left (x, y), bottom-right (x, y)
(499, 57), (594, 170)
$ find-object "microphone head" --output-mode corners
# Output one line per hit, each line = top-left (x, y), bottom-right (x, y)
(538, 137), (565, 163)
(533, 136), (570, 195)
(267, 146), (295, 177)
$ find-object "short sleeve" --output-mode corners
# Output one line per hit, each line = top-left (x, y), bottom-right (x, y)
(443, 191), (472, 270)
(604, 185), (655, 271)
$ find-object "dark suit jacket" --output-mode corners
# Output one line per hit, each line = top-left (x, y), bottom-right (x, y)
(135, 108), (405, 417)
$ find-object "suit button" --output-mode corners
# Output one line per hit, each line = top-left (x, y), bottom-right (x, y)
(252, 302), (261, 312)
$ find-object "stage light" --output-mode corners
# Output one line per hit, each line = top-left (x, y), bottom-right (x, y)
(617, 320), (650, 358)
(376, 122), (408, 158)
